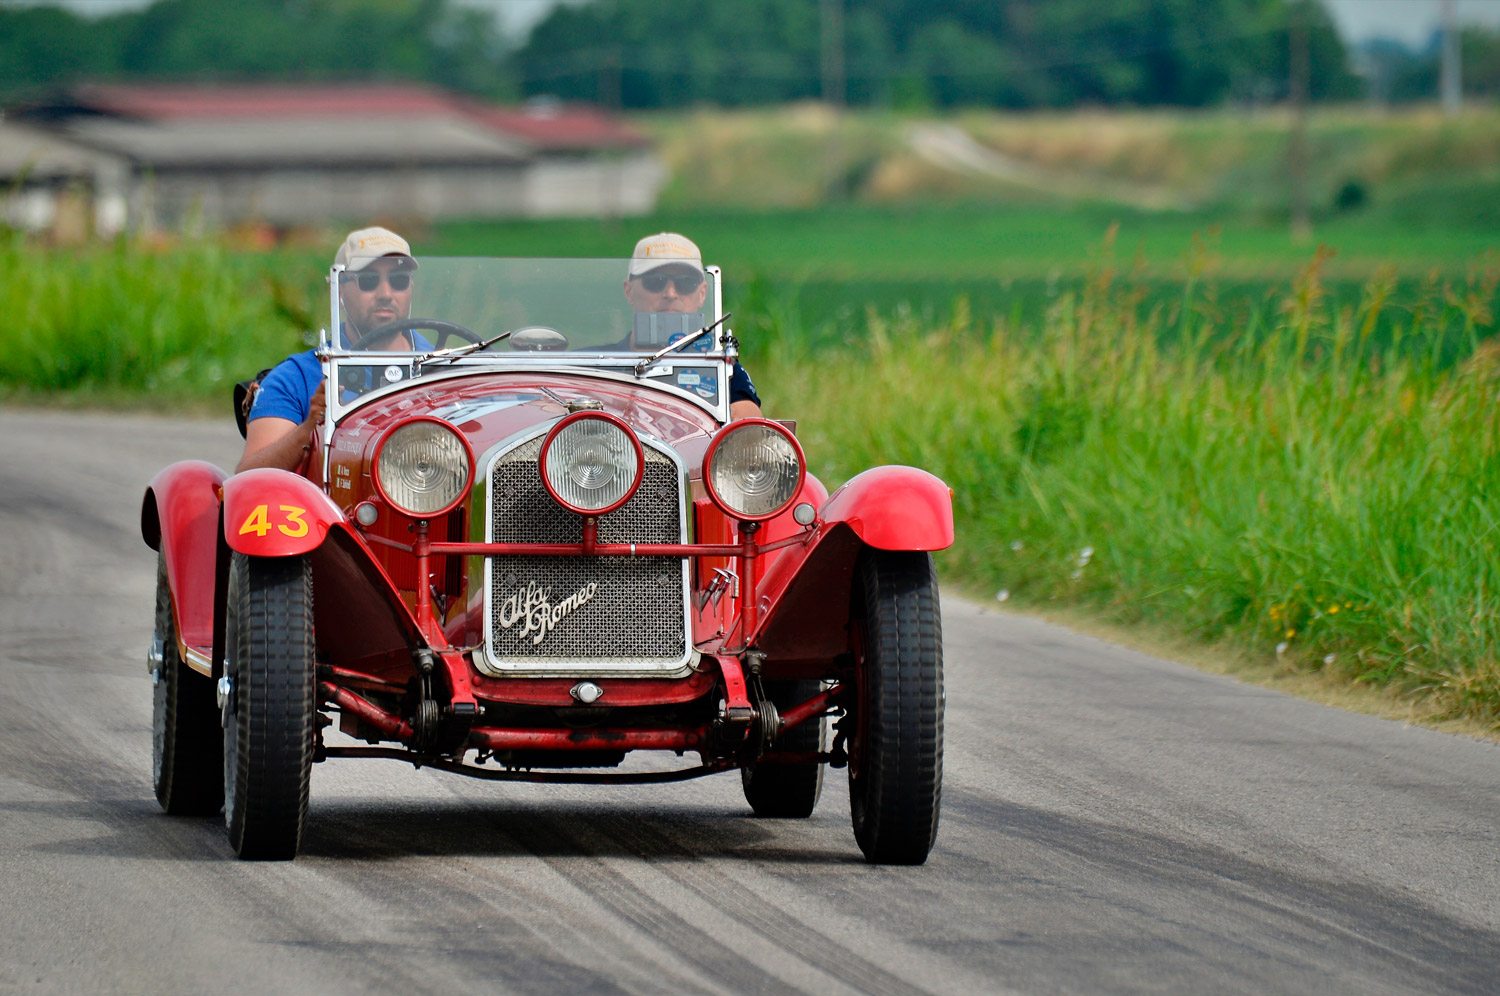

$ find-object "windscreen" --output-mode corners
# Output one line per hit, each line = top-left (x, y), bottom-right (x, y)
(331, 257), (721, 354)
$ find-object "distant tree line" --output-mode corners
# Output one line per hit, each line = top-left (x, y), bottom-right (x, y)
(2, 0), (1495, 109)
(518, 0), (1359, 108)
(0, 0), (511, 99)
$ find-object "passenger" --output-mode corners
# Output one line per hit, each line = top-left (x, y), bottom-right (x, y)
(237, 227), (420, 473)
(623, 233), (763, 420)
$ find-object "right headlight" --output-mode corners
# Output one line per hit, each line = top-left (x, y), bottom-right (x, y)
(703, 419), (805, 521)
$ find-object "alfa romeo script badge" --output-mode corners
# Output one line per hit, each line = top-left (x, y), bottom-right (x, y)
(498, 580), (598, 645)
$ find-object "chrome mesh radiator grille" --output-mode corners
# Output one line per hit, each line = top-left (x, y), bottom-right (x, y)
(485, 435), (688, 669)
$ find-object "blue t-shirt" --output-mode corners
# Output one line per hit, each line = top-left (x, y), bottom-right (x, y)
(728, 362), (760, 407)
(247, 326), (434, 425)
(247, 348), (324, 424)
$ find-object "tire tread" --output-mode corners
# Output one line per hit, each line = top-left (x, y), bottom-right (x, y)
(225, 554), (314, 860)
(850, 550), (944, 864)
(153, 552), (224, 815)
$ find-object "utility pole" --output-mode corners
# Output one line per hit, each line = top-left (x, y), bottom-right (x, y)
(820, 0), (845, 201)
(820, 0), (845, 109)
(1440, 0), (1462, 116)
(1288, 0), (1311, 241)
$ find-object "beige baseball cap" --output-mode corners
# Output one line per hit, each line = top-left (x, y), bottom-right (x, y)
(334, 226), (417, 272)
(627, 232), (703, 278)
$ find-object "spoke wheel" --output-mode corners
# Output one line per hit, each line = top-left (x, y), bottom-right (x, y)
(151, 551), (223, 815)
(849, 550), (944, 865)
(741, 679), (824, 818)
(223, 553), (315, 860)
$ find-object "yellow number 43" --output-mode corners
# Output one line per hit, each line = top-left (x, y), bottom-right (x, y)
(238, 504), (309, 538)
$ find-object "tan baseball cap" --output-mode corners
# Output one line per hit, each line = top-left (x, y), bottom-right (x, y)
(334, 226), (417, 272)
(627, 232), (703, 278)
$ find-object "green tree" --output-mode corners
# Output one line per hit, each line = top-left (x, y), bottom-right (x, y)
(0, 6), (130, 94)
(0, 0), (512, 99)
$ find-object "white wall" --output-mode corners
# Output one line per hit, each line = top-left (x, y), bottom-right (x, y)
(521, 152), (667, 219)
(132, 153), (665, 227)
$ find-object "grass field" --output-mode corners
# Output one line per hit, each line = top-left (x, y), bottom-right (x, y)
(437, 204), (1499, 380)
(3, 105), (1497, 728)
(765, 245), (1500, 728)
(435, 201), (1500, 279)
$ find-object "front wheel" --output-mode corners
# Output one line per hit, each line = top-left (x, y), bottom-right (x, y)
(223, 553), (315, 860)
(849, 550), (944, 864)
(151, 551), (223, 815)
(741, 679), (825, 818)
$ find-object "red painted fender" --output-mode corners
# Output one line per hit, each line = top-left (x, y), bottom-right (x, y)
(818, 465), (954, 551)
(141, 460), (228, 668)
(222, 469), (346, 556)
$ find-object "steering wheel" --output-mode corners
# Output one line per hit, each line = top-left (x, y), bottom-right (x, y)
(352, 317), (483, 351)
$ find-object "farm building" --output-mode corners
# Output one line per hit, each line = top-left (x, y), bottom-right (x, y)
(2, 84), (664, 235)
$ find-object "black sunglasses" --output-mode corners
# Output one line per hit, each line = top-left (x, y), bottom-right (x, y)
(342, 270), (412, 292)
(637, 272), (703, 294)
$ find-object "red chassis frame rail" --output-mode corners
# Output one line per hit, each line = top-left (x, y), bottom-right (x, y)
(318, 679), (848, 784)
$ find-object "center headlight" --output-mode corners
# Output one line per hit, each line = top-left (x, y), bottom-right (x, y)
(540, 412), (644, 515)
(704, 419), (804, 521)
(374, 418), (473, 517)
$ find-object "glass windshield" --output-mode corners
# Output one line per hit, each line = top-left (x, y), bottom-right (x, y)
(330, 257), (721, 355)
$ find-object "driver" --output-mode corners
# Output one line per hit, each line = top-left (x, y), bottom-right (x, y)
(237, 226), (422, 473)
(623, 233), (763, 420)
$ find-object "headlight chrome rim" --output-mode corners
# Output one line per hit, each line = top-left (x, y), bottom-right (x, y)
(372, 416), (475, 518)
(538, 411), (645, 516)
(702, 418), (806, 522)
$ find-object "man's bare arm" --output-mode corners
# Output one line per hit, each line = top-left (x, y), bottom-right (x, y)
(730, 399), (763, 420)
(235, 383), (326, 473)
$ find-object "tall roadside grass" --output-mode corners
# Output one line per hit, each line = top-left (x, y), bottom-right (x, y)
(0, 231), (315, 406)
(759, 244), (1500, 726)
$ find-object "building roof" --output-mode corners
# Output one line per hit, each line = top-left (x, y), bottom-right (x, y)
(65, 115), (530, 169)
(68, 83), (462, 120)
(464, 100), (650, 152)
(0, 120), (124, 180)
(31, 84), (649, 154)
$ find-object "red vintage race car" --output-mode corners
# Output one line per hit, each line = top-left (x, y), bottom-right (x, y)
(141, 256), (952, 862)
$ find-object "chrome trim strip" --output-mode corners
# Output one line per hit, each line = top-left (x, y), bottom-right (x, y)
(182, 644), (213, 677)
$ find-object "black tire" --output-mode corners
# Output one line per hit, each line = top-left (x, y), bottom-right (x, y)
(151, 551), (224, 815)
(849, 550), (944, 864)
(223, 553), (315, 860)
(741, 679), (825, 818)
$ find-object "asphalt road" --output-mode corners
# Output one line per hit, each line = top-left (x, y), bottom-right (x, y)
(1, 409), (1497, 996)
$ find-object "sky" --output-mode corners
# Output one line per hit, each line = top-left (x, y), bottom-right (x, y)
(8, 0), (1500, 49)
(1322, 0), (1500, 48)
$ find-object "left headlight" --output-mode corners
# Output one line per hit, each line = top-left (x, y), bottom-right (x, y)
(374, 418), (473, 517)
(703, 419), (805, 521)
(539, 412), (644, 515)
